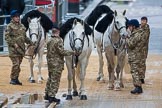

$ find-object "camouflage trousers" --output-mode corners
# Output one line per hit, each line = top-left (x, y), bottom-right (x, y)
(129, 61), (144, 87)
(45, 68), (62, 97)
(139, 59), (146, 79)
(9, 56), (23, 79)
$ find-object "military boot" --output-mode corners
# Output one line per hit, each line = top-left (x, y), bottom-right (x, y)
(130, 86), (143, 94)
(15, 77), (22, 85)
(10, 79), (17, 85)
(48, 96), (60, 104)
(141, 79), (145, 84)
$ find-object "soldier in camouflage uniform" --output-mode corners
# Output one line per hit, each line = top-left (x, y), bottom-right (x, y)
(139, 16), (150, 84)
(5, 10), (33, 85)
(126, 19), (147, 94)
(45, 26), (75, 104)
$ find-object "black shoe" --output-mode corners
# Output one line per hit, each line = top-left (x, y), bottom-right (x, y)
(44, 93), (48, 100)
(15, 77), (22, 85)
(48, 96), (60, 104)
(141, 79), (145, 84)
(10, 79), (22, 85)
(130, 86), (143, 94)
(10, 79), (18, 85)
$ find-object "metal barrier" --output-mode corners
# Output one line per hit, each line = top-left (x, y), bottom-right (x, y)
(0, 1), (55, 54)
(0, 0), (89, 54)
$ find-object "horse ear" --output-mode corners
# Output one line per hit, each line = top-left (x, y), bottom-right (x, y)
(81, 20), (84, 28)
(73, 19), (77, 26)
(38, 17), (41, 22)
(72, 19), (78, 28)
(27, 17), (31, 23)
(123, 10), (126, 16)
(114, 10), (117, 16)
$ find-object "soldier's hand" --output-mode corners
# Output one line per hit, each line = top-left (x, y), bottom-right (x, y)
(73, 51), (81, 56)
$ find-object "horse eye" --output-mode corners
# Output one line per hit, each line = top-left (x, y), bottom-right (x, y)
(82, 32), (85, 35)
(72, 31), (75, 35)
(116, 21), (119, 24)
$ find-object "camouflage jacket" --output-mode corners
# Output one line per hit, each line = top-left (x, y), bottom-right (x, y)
(47, 36), (74, 70)
(5, 20), (33, 57)
(141, 24), (150, 58)
(126, 28), (147, 63)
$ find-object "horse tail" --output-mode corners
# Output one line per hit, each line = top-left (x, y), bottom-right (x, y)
(123, 54), (130, 74)
(75, 63), (80, 80)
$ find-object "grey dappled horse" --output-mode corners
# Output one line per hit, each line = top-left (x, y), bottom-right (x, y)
(26, 17), (45, 83)
(93, 10), (128, 90)
(63, 19), (92, 100)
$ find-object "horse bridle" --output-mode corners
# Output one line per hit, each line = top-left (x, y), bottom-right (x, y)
(108, 18), (127, 51)
(29, 22), (42, 40)
(69, 30), (86, 69)
(28, 22), (42, 56)
(69, 30), (86, 53)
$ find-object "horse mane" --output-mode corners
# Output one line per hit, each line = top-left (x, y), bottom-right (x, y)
(21, 10), (53, 32)
(126, 17), (129, 29)
(60, 17), (93, 39)
(86, 5), (114, 26)
(95, 13), (114, 33)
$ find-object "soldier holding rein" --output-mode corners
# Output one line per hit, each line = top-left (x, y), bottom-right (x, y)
(126, 19), (147, 94)
(45, 25), (77, 104)
(5, 10), (33, 85)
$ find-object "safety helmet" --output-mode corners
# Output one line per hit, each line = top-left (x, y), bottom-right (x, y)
(10, 10), (20, 17)
(128, 19), (139, 28)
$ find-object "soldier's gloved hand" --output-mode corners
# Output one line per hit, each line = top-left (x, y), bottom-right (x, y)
(74, 51), (81, 56)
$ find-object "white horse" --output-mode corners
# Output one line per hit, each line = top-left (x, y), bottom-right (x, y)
(63, 19), (92, 100)
(94, 10), (128, 90)
(26, 17), (45, 83)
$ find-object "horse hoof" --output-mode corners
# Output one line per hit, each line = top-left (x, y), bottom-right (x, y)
(38, 80), (43, 84)
(120, 83), (124, 88)
(62, 93), (67, 97)
(29, 79), (35, 83)
(114, 87), (121, 91)
(107, 85), (114, 90)
(96, 76), (101, 81)
(80, 95), (87, 100)
(66, 95), (73, 100)
(73, 91), (78, 96)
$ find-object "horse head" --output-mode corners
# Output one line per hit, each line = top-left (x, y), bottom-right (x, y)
(114, 10), (128, 38)
(69, 19), (86, 54)
(27, 17), (42, 43)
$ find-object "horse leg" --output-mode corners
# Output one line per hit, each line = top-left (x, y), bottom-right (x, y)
(79, 60), (88, 100)
(65, 59), (73, 100)
(28, 57), (35, 83)
(72, 68), (78, 96)
(114, 64), (121, 91)
(37, 51), (43, 84)
(96, 44), (104, 82)
(105, 46), (115, 90)
(119, 51), (126, 88)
